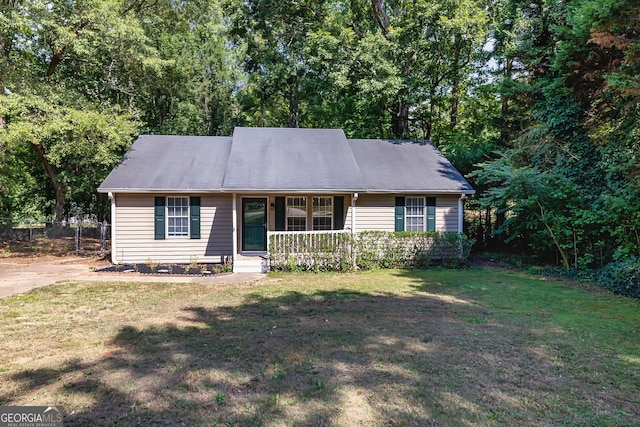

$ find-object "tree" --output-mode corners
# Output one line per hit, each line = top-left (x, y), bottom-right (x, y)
(0, 0), (236, 220)
(474, 0), (640, 265)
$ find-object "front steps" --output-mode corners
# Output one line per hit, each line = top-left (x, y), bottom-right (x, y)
(234, 254), (269, 273)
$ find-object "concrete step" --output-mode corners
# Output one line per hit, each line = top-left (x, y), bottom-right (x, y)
(233, 256), (269, 273)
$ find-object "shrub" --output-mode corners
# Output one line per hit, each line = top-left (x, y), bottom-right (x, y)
(268, 231), (474, 271)
(595, 258), (640, 298)
(269, 232), (354, 272)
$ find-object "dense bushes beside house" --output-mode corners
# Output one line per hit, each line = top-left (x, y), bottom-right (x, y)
(595, 257), (640, 298)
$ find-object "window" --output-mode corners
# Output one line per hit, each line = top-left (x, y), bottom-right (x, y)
(405, 197), (425, 231)
(313, 197), (332, 230)
(395, 196), (436, 232)
(167, 197), (189, 237)
(287, 197), (307, 231)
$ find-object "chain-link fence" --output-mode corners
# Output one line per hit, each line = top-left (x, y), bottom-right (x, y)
(0, 217), (110, 254)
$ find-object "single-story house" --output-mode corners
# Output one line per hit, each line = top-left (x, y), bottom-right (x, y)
(98, 127), (475, 272)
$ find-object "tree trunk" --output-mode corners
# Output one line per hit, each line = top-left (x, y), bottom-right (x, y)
(425, 88), (436, 140)
(484, 207), (492, 247)
(46, 46), (68, 78)
(537, 200), (570, 270)
(32, 143), (67, 222)
(450, 34), (462, 131)
(495, 209), (506, 244)
(371, 0), (390, 35)
(392, 100), (409, 139)
(45, 22), (89, 79)
(450, 82), (459, 131)
(499, 57), (513, 145)
(288, 73), (299, 128)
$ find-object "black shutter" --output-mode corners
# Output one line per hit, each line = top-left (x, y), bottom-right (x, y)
(190, 196), (201, 239)
(333, 196), (344, 230)
(275, 197), (286, 231)
(426, 197), (436, 231)
(154, 197), (165, 240)
(395, 197), (405, 232)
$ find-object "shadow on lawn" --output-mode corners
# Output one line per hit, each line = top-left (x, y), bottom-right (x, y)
(5, 271), (638, 425)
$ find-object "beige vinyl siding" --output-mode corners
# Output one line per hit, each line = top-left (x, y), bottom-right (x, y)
(114, 193), (233, 264)
(353, 194), (460, 232)
(355, 194), (396, 232)
(437, 195), (459, 232)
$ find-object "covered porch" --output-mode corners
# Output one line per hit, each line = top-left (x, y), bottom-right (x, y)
(230, 193), (355, 273)
(229, 192), (469, 273)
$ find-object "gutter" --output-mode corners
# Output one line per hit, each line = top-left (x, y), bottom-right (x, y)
(97, 188), (226, 194)
(98, 188), (476, 195)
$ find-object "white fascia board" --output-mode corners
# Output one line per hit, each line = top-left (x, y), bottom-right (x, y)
(362, 189), (476, 195)
(219, 188), (362, 194)
(98, 188), (476, 195)
(97, 188), (225, 194)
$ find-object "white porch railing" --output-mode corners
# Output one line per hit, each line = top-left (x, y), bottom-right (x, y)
(267, 230), (354, 270)
(267, 229), (352, 252)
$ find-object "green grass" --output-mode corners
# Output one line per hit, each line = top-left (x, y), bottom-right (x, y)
(0, 268), (639, 426)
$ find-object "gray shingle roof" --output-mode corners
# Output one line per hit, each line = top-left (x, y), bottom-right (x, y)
(98, 128), (474, 194)
(98, 135), (232, 192)
(223, 127), (363, 191)
(349, 139), (474, 193)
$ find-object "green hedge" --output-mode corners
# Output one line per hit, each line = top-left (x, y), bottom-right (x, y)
(269, 232), (354, 272)
(269, 231), (474, 272)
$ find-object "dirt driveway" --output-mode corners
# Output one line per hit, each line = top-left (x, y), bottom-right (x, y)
(0, 257), (264, 298)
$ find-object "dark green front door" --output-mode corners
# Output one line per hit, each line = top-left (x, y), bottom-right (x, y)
(242, 198), (267, 251)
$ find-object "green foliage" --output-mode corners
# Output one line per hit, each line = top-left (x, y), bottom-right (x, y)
(269, 231), (474, 272)
(269, 232), (355, 272)
(596, 258), (640, 298)
(1, 0), (638, 276)
(0, 91), (138, 219)
(0, 0), (236, 220)
(472, 0), (640, 271)
(226, 0), (493, 142)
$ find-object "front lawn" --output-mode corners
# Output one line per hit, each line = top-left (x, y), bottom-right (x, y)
(0, 268), (638, 426)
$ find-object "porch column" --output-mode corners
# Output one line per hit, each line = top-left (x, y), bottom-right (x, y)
(458, 193), (466, 233)
(351, 193), (359, 268)
(351, 192), (358, 234)
(232, 193), (238, 261)
(109, 192), (117, 264)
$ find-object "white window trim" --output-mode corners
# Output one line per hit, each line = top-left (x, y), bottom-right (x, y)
(167, 196), (190, 238)
(312, 196), (333, 231)
(286, 196), (307, 231)
(405, 196), (426, 232)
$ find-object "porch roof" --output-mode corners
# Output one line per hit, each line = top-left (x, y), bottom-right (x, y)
(222, 127), (364, 191)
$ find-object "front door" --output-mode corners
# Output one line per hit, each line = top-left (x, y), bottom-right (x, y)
(242, 198), (267, 252)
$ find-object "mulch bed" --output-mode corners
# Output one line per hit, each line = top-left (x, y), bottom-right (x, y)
(96, 263), (231, 276)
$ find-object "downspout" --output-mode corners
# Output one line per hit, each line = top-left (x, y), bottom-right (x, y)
(232, 193), (238, 270)
(351, 193), (359, 269)
(108, 192), (117, 264)
(458, 193), (466, 234)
